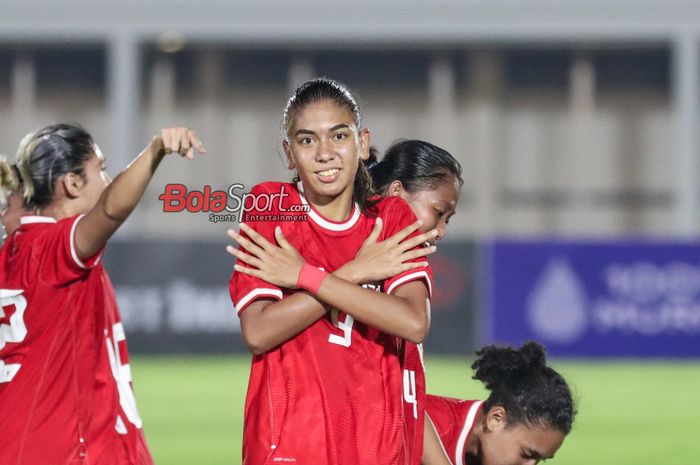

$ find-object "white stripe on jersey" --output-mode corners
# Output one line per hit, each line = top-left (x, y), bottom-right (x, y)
(455, 401), (483, 465)
(386, 270), (432, 297)
(296, 181), (361, 232)
(236, 288), (284, 313)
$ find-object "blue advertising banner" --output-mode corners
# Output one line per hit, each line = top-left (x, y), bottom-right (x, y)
(485, 239), (700, 357)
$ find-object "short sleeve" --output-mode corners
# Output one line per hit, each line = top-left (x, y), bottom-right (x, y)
(425, 396), (483, 465)
(379, 198), (434, 298)
(37, 214), (104, 287)
(228, 183), (284, 315)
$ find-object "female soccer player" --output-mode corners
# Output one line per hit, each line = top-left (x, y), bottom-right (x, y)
(426, 341), (576, 465)
(0, 124), (204, 465)
(228, 78), (434, 465)
(367, 139), (462, 465)
(368, 139), (462, 243)
(230, 137), (463, 465)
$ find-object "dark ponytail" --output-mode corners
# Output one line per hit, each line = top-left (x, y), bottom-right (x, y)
(367, 139), (463, 196)
(472, 341), (575, 434)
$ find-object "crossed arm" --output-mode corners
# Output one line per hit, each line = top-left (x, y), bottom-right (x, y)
(228, 219), (437, 354)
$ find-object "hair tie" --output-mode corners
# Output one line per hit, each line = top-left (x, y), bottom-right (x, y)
(368, 161), (380, 170)
(42, 134), (51, 141)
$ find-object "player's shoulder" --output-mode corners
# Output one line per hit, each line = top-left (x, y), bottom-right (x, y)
(247, 182), (301, 213)
(426, 394), (479, 414)
(372, 196), (418, 235)
(17, 216), (66, 246)
(0, 217), (61, 276)
(374, 195), (415, 217)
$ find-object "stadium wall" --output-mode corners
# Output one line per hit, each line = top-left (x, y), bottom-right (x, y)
(106, 238), (700, 357)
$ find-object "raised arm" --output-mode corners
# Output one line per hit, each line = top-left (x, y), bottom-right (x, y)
(74, 128), (204, 260)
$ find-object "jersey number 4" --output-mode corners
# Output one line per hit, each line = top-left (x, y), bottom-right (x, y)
(403, 369), (418, 419)
(0, 289), (28, 383)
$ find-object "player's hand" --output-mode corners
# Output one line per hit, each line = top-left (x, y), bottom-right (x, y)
(335, 218), (437, 284)
(227, 223), (305, 289)
(148, 127), (206, 160)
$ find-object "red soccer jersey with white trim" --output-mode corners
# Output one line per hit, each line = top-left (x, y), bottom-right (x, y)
(228, 181), (433, 465)
(0, 215), (153, 465)
(426, 395), (484, 465)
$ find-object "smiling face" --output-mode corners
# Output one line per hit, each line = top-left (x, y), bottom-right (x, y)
(388, 175), (460, 245)
(283, 99), (370, 213)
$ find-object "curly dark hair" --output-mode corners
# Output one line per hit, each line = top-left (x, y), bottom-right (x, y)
(472, 341), (576, 434)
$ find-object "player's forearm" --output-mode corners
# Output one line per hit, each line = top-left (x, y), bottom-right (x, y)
(423, 414), (453, 465)
(315, 275), (429, 343)
(332, 262), (363, 284)
(75, 144), (165, 260)
(101, 144), (165, 223)
(240, 294), (327, 355)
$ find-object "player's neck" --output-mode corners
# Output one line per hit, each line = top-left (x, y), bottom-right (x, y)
(38, 202), (77, 221)
(304, 186), (355, 222)
(466, 409), (485, 463)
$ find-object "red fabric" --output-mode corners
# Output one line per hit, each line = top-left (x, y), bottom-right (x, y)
(0, 216), (153, 465)
(425, 395), (483, 465)
(229, 181), (433, 465)
(401, 341), (426, 465)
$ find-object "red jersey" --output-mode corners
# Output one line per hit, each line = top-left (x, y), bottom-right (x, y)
(229, 181), (433, 465)
(0, 215), (153, 465)
(425, 395), (483, 465)
(401, 341), (425, 465)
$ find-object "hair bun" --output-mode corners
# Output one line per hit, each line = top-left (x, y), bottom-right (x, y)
(0, 157), (20, 191)
(471, 341), (548, 391)
(519, 341), (547, 369)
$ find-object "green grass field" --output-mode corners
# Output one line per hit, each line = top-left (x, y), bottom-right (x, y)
(132, 356), (700, 465)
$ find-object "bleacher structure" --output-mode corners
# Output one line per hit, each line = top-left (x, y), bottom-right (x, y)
(2, 0), (700, 238)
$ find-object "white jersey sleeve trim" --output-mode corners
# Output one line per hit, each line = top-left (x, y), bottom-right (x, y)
(235, 288), (283, 314)
(386, 270), (432, 298)
(70, 214), (102, 269)
(455, 400), (483, 465)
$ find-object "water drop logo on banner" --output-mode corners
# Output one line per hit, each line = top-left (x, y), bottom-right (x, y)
(487, 239), (700, 357)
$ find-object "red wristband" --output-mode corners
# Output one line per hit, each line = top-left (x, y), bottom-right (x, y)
(297, 263), (327, 294)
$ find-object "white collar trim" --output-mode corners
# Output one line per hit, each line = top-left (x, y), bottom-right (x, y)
(455, 400), (484, 465)
(296, 181), (361, 232)
(20, 216), (57, 225)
